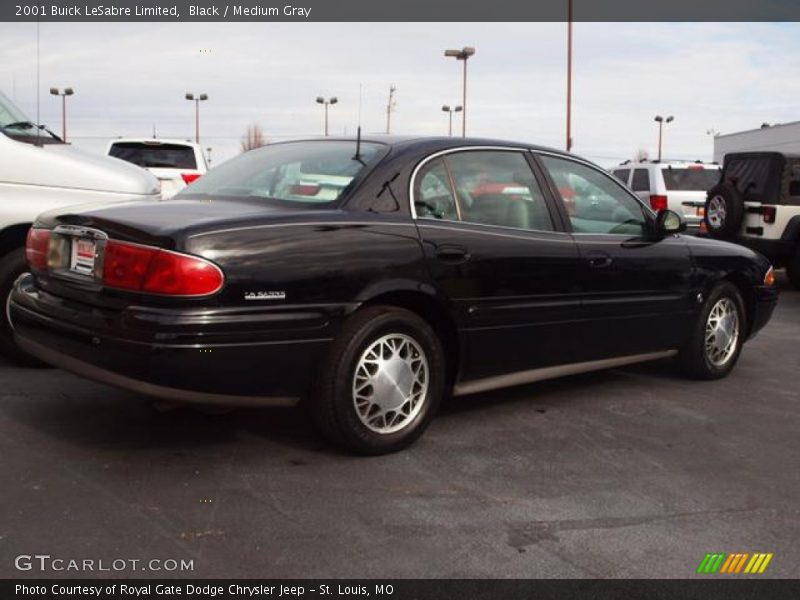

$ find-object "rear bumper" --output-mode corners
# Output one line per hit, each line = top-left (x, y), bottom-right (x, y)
(10, 275), (341, 406)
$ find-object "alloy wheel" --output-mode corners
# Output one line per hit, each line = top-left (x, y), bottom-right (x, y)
(704, 297), (740, 367)
(352, 333), (429, 434)
(707, 195), (727, 230)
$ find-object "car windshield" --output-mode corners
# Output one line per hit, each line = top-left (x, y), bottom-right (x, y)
(109, 142), (198, 169)
(179, 140), (385, 206)
(0, 91), (61, 142)
(661, 166), (720, 191)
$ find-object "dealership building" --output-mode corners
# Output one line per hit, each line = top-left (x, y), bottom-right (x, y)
(713, 121), (800, 162)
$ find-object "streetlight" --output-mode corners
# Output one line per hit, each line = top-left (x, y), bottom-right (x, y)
(654, 115), (674, 162)
(566, 0), (573, 151)
(444, 46), (475, 137)
(49, 87), (74, 142)
(441, 105), (463, 137)
(185, 92), (208, 143)
(316, 96), (338, 136)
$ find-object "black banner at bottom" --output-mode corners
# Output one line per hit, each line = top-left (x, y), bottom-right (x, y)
(3, 579), (800, 600)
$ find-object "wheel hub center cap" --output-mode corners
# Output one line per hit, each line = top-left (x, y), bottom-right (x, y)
(372, 356), (415, 410)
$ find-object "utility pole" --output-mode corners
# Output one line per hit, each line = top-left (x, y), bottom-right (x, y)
(386, 84), (397, 134)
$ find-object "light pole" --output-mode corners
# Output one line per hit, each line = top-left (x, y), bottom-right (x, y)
(316, 96), (338, 136)
(185, 93), (208, 143)
(441, 105), (463, 136)
(444, 46), (475, 137)
(654, 115), (674, 161)
(49, 87), (74, 142)
(566, 0), (573, 151)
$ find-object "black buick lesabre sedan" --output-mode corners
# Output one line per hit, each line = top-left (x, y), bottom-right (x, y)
(10, 136), (778, 454)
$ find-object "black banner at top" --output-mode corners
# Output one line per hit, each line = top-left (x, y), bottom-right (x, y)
(3, 0), (800, 22)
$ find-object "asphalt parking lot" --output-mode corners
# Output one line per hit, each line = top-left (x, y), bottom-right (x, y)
(1, 276), (798, 579)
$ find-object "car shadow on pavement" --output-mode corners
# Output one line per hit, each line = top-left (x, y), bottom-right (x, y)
(0, 356), (324, 454)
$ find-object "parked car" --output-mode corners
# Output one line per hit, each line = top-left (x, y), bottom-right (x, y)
(702, 151), (800, 289)
(10, 137), (777, 453)
(611, 160), (721, 233)
(0, 91), (159, 364)
(106, 138), (207, 198)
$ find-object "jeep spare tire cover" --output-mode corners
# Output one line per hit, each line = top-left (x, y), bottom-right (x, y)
(704, 182), (745, 239)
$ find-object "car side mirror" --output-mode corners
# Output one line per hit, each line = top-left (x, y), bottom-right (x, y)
(654, 209), (686, 235)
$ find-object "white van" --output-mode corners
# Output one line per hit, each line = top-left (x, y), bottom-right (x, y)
(0, 91), (159, 364)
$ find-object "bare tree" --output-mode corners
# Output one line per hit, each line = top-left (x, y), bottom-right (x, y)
(241, 123), (266, 152)
(634, 148), (649, 162)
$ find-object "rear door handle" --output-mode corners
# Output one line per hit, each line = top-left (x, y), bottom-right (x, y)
(436, 244), (471, 264)
(587, 253), (613, 268)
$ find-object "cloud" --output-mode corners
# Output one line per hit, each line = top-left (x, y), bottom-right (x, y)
(1, 21), (798, 166)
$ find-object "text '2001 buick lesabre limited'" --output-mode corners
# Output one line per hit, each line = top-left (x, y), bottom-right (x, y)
(10, 137), (778, 453)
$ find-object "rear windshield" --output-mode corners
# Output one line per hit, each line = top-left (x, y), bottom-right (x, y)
(179, 141), (385, 206)
(661, 167), (720, 191)
(724, 157), (775, 199)
(109, 142), (197, 169)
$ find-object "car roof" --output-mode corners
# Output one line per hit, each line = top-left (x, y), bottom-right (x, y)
(269, 134), (570, 156)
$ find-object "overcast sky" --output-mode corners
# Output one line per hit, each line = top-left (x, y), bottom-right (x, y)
(1, 22), (799, 166)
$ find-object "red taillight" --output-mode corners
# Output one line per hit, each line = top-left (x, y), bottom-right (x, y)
(649, 195), (668, 211)
(181, 173), (201, 184)
(288, 183), (320, 196)
(103, 241), (156, 291)
(25, 228), (51, 271)
(102, 240), (223, 296)
(141, 249), (223, 296)
(762, 206), (776, 224)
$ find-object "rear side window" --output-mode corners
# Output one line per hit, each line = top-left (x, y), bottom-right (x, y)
(631, 169), (650, 192)
(414, 158), (459, 220)
(612, 169), (629, 184)
(661, 167), (719, 191)
(110, 142), (197, 169)
(446, 151), (554, 231)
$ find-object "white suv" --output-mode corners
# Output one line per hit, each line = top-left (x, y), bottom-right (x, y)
(0, 91), (159, 364)
(107, 138), (208, 198)
(611, 160), (721, 232)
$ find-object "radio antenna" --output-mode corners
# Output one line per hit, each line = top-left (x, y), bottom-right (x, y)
(353, 125), (363, 163)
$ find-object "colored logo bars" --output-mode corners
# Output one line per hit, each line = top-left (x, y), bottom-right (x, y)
(697, 552), (773, 574)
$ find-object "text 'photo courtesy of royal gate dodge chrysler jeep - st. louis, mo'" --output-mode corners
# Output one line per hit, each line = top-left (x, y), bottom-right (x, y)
(9, 136), (777, 454)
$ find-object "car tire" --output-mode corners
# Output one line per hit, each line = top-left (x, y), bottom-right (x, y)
(786, 248), (800, 290)
(704, 182), (745, 239)
(311, 305), (445, 455)
(0, 248), (47, 367)
(679, 282), (746, 380)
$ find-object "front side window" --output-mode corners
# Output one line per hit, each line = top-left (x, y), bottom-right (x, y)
(180, 140), (385, 207)
(446, 151), (554, 231)
(540, 155), (648, 235)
